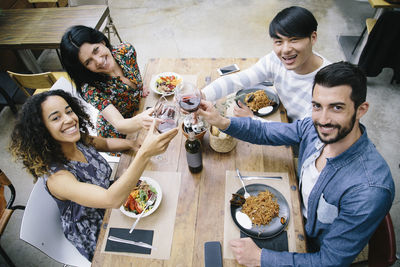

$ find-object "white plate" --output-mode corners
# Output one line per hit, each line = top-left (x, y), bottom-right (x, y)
(150, 72), (182, 96)
(119, 177), (162, 218)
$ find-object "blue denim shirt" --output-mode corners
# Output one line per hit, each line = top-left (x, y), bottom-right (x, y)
(224, 117), (394, 267)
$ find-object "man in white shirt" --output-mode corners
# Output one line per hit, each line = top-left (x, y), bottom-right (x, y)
(202, 6), (331, 121)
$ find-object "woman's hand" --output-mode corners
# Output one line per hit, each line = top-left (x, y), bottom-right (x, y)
(229, 238), (262, 267)
(142, 85), (150, 97)
(138, 120), (178, 158)
(137, 108), (155, 130)
(234, 101), (254, 118)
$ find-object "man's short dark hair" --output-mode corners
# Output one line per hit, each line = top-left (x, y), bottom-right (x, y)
(312, 61), (367, 108)
(269, 6), (318, 39)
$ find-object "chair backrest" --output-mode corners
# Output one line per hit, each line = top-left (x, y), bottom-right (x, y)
(68, 0), (107, 6)
(368, 213), (397, 267)
(20, 178), (91, 267)
(0, 170), (11, 214)
(28, 0), (59, 8)
(7, 71), (57, 97)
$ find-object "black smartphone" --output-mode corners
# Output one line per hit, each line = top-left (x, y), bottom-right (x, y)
(217, 64), (240, 76)
(204, 241), (223, 267)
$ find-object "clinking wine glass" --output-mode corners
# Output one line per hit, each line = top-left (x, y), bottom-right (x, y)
(175, 81), (201, 126)
(154, 96), (179, 133)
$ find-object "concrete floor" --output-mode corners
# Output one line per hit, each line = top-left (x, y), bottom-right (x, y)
(1, 0), (399, 266)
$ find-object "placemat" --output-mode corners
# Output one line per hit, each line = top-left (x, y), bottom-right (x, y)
(105, 228), (154, 254)
(101, 170), (181, 259)
(223, 170), (295, 259)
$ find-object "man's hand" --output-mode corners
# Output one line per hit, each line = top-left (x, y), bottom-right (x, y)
(197, 100), (230, 130)
(229, 238), (262, 267)
(234, 100), (254, 117)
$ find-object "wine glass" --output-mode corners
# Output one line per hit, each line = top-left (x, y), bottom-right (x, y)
(175, 82), (201, 113)
(154, 96), (179, 133)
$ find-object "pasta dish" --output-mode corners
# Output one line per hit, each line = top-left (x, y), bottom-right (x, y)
(244, 90), (275, 112)
(241, 189), (280, 226)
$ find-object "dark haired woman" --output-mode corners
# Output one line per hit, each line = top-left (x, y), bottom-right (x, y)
(202, 6), (331, 121)
(60, 25), (153, 152)
(9, 90), (178, 261)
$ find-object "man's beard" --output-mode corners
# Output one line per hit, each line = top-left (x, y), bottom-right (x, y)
(314, 112), (357, 144)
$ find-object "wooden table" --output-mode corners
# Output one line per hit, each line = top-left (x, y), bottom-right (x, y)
(92, 58), (307, 266)
(0, 5), (109, 73)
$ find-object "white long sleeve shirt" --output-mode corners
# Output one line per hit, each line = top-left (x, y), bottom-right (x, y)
(202, 51), (330, 121)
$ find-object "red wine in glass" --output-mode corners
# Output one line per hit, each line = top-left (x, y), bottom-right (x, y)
(179, 94), (201, 112)
(157, 118), (177, 133)
(156, 105), (178, 133)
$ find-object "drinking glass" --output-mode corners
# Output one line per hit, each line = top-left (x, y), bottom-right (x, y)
(154, 96), (179, 133)
(175, 82), (201, 113)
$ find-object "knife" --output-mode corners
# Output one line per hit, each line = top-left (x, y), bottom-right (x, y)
(238, 175), (282, 180)
(108, 235), (156, 250)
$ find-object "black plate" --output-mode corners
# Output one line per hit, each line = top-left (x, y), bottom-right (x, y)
(230, 184), (290, 239)
(235, 85), (280, 117)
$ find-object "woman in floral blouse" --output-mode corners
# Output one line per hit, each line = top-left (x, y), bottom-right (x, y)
(60, 25), (153, 144)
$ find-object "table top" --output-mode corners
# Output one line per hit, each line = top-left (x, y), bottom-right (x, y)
(0, 5), (108, 49)
(368, 0), (400, 8)
(92, 58), (307, 266)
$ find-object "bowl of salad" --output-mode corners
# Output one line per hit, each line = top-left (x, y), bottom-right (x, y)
(150, 72), (182, 96)
(120, 177), (162, 218)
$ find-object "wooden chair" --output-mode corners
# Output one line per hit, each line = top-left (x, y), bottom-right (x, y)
(7, 71), (58, 97)
(0, 169), (25, 267)
(68, 0), (122, 43)
(368, 213), (397, 267)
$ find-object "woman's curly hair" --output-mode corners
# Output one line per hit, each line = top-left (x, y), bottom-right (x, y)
(9, 90), (94, 181)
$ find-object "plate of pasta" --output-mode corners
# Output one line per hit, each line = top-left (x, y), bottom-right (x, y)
(235, 85), (280, 117)
(230, 184), (290, 239)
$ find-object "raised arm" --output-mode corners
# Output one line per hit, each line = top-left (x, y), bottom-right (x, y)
(46, 120), (178, 209)
(101, 104), (154, 134)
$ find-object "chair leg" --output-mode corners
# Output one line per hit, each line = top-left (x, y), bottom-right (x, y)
(351, 26), (367, 55)
(55, 49), (64, 69)
(0, 245), (16, 267)
(108, 15), (123, 43)
(0, 86), (18, 115)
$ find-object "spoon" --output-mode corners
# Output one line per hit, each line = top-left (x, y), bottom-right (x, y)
(236, 168), (250, 198)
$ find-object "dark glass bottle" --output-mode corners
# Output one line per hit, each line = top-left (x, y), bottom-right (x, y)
(185, 132), (203, 173)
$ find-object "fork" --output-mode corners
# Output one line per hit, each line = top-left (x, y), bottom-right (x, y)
(236, 169), (250, 198)
(129, 194), (156, 234)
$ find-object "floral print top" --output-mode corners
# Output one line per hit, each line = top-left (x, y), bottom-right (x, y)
(44, 142), (112, 261)
(81, 42), (143, 139)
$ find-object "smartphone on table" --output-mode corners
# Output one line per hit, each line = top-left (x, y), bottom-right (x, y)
(204, 241), (223, 267)
(217, 64), (240, 76)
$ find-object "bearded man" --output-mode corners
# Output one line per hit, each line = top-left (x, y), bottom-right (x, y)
(198, 61), (394, 267)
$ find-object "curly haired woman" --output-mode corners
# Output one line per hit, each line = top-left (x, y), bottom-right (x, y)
(9, 90), (178, 261)
(60, 25), (153, 153)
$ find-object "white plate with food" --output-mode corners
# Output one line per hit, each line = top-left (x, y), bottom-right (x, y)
(150, 72), (183, 96)
(120, 177), (162, 218)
